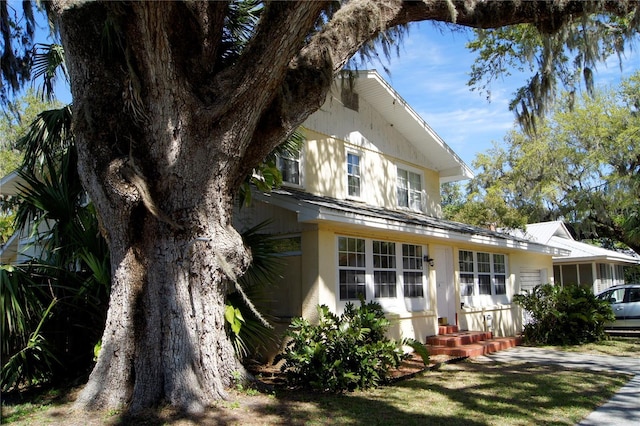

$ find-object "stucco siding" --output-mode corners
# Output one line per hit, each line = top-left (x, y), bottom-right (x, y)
(302, 128), (441, 216)
(301, 89), (444, 217)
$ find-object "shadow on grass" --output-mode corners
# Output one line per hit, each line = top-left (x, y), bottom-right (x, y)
(4, 362), (630, 425)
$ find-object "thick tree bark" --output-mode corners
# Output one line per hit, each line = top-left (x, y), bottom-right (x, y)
(51, 0), (638, 413)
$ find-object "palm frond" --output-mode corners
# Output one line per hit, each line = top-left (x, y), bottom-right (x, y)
(17, 105), (73, 172)
(219, 0), (262, 66)
(0, 265), (45, 357)
(31, 43), (67, 102)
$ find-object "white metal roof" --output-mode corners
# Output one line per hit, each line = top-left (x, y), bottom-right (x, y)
(522, 221), (640, 265)
(0, 171), (22, 197)
(523, 221), (573, 244)
(340, 70), (474, 183)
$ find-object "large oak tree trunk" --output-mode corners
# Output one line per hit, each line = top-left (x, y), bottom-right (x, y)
(59, 2), (258, 412)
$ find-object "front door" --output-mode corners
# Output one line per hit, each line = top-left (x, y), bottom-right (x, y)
(433, 246), (455, 325)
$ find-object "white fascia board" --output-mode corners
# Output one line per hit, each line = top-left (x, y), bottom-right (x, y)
(285, 203), (564, 257)
(439, 166), (474, 183)
(355, 71), (473, 178)
(553, 254), (640, 265)
(254, 189), (568, 256)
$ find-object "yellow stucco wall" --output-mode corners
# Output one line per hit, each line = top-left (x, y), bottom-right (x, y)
(302, 128), (442, 217)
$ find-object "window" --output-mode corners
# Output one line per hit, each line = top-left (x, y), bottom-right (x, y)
(402, 244), (424, 298)
(477, 252), (491, 295)
(493, 254), (507, 295)
(277, 148), (301, 186)
(271, 236), (302, 256)
(347, 152), (361, 197)
(598, 288), (625, 304)
(337, 237), (428, 305)
(459, 250), (509, 298)
(338, 237), (366, 300)
(459, 250), (475, 296)
(397, 167), (422, 211)
(373, 241), (396, 298)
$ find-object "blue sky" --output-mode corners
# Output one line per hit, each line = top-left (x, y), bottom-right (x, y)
(375, 21), (640, 172)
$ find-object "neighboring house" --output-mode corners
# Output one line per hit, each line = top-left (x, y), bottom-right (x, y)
(235, 70), (568, 341)
(1, 171), (56, 265)
(522, 221), (640, 295)
(0, 171), (31, 264)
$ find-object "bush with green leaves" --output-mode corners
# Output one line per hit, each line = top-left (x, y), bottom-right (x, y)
(275, 300), (428, 393)
(514, 284), (614, 345)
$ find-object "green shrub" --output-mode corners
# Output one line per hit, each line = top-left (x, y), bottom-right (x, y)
(514, 284), (614, 345)
(275, 300), (427, 393)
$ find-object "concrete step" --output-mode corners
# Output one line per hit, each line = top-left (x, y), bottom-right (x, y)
(425, 331), (522, 358)
(438, 325), (459, 335)
(427, 331), (493, 347)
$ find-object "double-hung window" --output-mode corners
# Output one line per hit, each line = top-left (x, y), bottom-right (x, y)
(493, 254), (507, 295)
(277, 148), (301, 186)
(477, 252), (492, 295)
(402, 244), (424, 298)
(338, 237), (366, 300)
(397, 167), (422, 211)
(347, 152), (361, 198)
(373, 241), (396, 298)
(459, 250), (475, 296)
(459, 250), (509, 299)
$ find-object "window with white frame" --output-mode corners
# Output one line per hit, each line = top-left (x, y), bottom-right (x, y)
(493, 254), (507, 294)
(373, 241), (396, 298)
(347, 152), (361, 197)
(338, 236), (366, 300)
(459, 250), (508, 298)
(337, 237), (428, 307)
(397, 167), (423, 211)
(277, 147), (302, 186)
(402, 244), (424, 298)
(459, 250), (475, 296)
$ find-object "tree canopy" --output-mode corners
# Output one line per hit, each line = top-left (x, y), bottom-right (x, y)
(458, 71), (640, 252)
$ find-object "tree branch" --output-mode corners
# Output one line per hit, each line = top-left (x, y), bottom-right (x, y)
(211, 1), (329, 118)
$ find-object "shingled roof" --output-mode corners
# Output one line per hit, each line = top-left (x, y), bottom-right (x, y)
(254, 187), (568, 256)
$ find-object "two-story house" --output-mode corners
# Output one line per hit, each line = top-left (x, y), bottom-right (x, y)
(235, 70), (567, 341)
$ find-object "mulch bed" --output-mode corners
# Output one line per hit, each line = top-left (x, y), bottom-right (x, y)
(246, 352), (461, 388)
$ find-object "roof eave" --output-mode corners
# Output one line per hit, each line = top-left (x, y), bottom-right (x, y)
(255, 189), (565, 256)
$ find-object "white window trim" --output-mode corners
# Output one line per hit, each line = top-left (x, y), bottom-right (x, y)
(276, 147), (304, 188)
(458, 249), (510, 306)
(396, 164), (424, 213)
(336, 236), (429, 313)
(345, 148), (365, 201)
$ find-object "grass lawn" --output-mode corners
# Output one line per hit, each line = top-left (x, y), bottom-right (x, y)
(2, 356), (631, 425)
(536, 335), (640, 357)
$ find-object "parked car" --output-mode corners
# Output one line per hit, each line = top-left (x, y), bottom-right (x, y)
(596, 284), (640, 330)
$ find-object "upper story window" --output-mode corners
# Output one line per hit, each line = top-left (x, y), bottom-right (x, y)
(397, 167), (422, 211)
(459, 250), (508, 298)
(347, 152), (361, 198)
(277, 148), (302, 186)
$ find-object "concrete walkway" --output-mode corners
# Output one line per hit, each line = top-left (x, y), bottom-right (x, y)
(476, 347), (640, 426)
